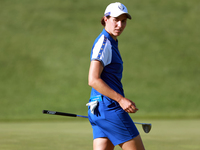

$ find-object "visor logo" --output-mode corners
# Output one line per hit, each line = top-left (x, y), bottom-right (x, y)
(118, 4), (124, 11)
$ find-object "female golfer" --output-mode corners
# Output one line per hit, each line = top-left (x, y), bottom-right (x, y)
(87, 2), (145, 150)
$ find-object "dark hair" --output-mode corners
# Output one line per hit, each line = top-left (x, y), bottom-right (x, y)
(101, 16), (110, 26)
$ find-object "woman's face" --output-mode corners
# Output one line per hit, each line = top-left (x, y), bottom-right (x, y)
(104, 14), (127, 40)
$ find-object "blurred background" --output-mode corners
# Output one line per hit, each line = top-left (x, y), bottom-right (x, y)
(1, 0), (199, 121)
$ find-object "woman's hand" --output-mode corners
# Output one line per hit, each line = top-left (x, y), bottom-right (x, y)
(118, 97), (138, 113)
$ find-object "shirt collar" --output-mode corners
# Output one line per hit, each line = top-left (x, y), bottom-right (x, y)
(102, 29), (118, 44)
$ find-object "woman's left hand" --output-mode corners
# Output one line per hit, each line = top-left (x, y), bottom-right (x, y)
(118, 97), (139, 113)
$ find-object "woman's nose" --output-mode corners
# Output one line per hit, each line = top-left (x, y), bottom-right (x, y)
(117, 21), (122, 27)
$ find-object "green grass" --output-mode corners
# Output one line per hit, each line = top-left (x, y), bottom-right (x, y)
(0, 119), (199, 150)
(0, 0), (200, 121)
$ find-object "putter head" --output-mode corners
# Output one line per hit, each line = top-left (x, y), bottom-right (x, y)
(142, 124), (152, 133)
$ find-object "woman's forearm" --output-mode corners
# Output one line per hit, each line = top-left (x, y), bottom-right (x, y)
(88, 77), (123, 103)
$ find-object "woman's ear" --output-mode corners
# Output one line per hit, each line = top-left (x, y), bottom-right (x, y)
(104, 16), (108, 22)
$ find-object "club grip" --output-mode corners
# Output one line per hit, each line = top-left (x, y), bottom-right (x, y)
(43, 110), (77, 117)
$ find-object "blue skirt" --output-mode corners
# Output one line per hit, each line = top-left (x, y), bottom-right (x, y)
(88, 96), (139, 146)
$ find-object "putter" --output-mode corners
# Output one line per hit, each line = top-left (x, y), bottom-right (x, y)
(43, 110), (152, 133)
